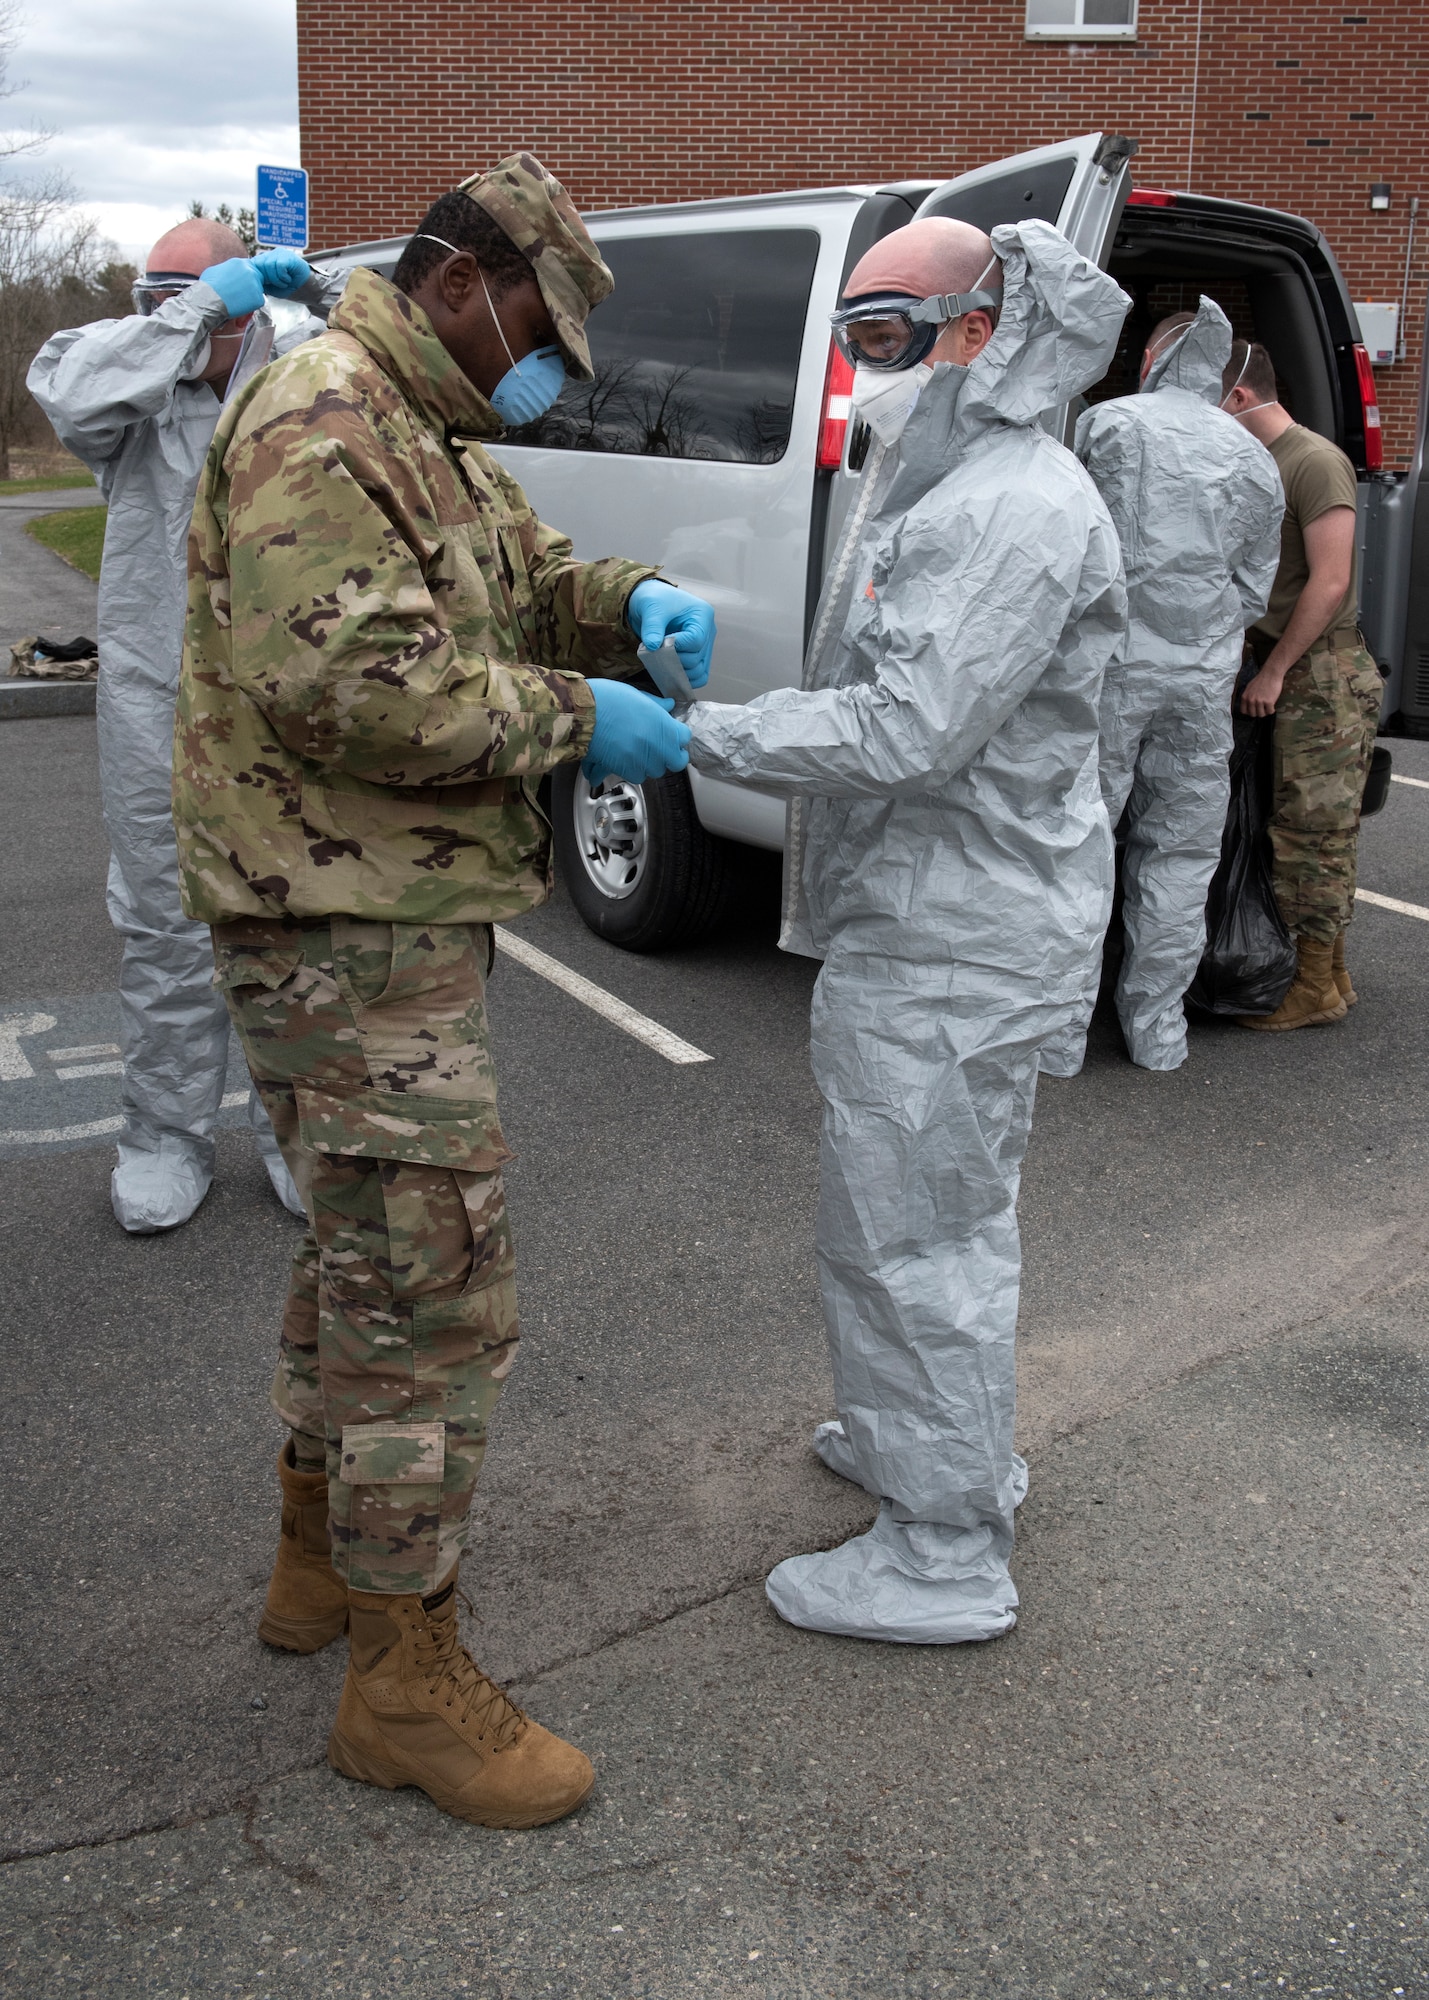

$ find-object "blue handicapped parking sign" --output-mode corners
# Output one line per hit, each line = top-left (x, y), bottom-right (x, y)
(256, 164), (309, 250)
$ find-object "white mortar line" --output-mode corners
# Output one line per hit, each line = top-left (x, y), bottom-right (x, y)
(494, 927), (713, 1066)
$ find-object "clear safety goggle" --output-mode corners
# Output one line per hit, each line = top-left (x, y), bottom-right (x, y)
(830, 274), (1001, 373)
(131, 272), (201, 316)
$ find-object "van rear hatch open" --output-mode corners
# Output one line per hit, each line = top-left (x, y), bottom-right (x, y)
(1110, 188), (1379, 473)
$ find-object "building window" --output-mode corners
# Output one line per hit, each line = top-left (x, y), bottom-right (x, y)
(1025, 0), (1137, 39)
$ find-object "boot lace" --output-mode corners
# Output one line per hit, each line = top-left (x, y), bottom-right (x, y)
(413, 1588), (526, 1750)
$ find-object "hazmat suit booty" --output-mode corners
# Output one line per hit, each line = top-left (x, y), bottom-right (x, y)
(767, 1502), (1018, 1645)
(329, 1576), (594, 1829)
(688, 219), (1131, 1645)
(111, 1130), (214, 1234)
(1039, 296), (1284, 1078)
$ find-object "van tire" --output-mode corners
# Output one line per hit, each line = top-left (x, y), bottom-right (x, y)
(551, 764), (734, 952)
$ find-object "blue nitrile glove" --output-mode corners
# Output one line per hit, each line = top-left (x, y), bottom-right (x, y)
(199, 258), (265, 317)
(583, 679), (692, 787)
(253, 248), (313, 298)
(626, 578), (716, 689)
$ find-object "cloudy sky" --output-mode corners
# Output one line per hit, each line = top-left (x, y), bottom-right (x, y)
(7, 0), (300, 262)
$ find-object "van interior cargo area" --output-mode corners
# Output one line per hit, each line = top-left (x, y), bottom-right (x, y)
(1098, 207), (1339, 442)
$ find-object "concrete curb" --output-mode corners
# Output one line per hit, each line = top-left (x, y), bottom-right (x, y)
(0, 680), (96, 720)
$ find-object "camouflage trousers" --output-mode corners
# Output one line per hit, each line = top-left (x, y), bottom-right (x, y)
(1269, 637), (1382, 944)
(213, 916), (518, 1594)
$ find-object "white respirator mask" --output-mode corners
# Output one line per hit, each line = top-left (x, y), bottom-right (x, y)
(850, 361), (933, 446)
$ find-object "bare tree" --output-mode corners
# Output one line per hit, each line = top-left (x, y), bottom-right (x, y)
(0, 0), (52, 166)
(0, 175), (109, 476)
(0, 5), (136, 476)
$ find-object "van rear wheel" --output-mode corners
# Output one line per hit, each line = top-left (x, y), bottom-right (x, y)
(551, 764), (733, 952)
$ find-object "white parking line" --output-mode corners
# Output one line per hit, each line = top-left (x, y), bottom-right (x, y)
(0, 1088), (252, 1150)
(0, 1114), (123, 1145)
(48, 1043), (121, 1062)
(1357, 888), (1429, 923)
(1390, 773), (1429, 791)
(54, 1060), (123, 1080)
(494, 927), (713, 1066)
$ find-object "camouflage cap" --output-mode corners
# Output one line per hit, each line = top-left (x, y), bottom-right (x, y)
(457, 153), (612, 383)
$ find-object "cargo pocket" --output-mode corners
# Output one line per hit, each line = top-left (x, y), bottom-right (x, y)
(335, 1419), (446, 1592)
(295, 1081), (513, 1301)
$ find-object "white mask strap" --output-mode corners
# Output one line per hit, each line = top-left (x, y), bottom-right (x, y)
(414, 232), (519, 373)
(1220, 345), (1253, 409)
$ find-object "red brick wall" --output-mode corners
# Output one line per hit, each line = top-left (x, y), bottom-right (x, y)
(297, 0), (1428, 466)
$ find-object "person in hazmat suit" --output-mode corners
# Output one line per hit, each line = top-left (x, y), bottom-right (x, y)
(174, 158), (709, 1826)
(1039, 298), (1285, 1077)
(683, 217), (1129, 1643)
(27, 217), (344, 1232)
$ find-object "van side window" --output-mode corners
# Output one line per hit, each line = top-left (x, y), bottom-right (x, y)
(506, 229), (820, 464)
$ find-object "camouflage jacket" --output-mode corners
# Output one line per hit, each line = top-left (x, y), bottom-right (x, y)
(174, 266), (656, 924)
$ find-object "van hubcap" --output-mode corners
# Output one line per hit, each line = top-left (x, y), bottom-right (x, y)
(573, 778), (648, 901)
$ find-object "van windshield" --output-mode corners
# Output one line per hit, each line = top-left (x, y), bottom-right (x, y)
(505, 228), (820, 464)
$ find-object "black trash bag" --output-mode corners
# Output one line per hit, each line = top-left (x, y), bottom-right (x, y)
(1187, 710), (1295, 1018)
(1361, 741), (1392, 817)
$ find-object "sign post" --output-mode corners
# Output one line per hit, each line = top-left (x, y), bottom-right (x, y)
(256, 165), (309, 251)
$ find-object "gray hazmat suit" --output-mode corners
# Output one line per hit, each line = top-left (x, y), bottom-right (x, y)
(685, 221), (1130, 1642)
(1039, 296), (1284, 1076)
(28, 276), (344, 1231)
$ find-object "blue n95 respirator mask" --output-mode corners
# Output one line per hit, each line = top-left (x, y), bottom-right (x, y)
(475, 261), (565, 424)
(488, 344), (565, 425)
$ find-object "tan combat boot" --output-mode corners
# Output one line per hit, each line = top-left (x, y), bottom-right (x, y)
(257, 1441), (349, 1653)
(327, 1576), (594, 1829)
(1237, 936), (1348, 1032)
(1332, 930), (1357, 1007)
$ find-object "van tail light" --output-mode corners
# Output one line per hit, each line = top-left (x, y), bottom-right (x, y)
(1127, 187), (1178, 207)
(1352, 342), (1384, 471)
(818, 341), (855, 470)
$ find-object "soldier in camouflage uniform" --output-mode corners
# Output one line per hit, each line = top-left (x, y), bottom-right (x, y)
(175, 156), (709, 1829)
(1222, 340), (1382, 1030)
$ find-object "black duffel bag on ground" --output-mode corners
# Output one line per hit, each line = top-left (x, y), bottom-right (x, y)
(1187, 710), (1296, 1018)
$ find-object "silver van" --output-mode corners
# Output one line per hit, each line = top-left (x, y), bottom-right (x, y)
(323, 132), (1422, 949)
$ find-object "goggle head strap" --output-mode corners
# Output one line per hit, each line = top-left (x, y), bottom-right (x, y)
(907, 288), (1000, 328)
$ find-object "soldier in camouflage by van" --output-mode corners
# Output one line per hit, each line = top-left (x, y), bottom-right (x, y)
(1223, 338), (1382, 1031)
(175, 155), (704, 1831)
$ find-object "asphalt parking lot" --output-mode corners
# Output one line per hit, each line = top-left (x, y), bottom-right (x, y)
(1, 523), (1426, 1997)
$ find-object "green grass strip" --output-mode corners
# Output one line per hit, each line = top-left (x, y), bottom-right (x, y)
(0, 472), (96, 496)
(26, 505), (107, 582)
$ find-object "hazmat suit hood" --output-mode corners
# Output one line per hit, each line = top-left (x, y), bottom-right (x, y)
(953, 219), (1132, 435)
(1139, 294), (1233, 402)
